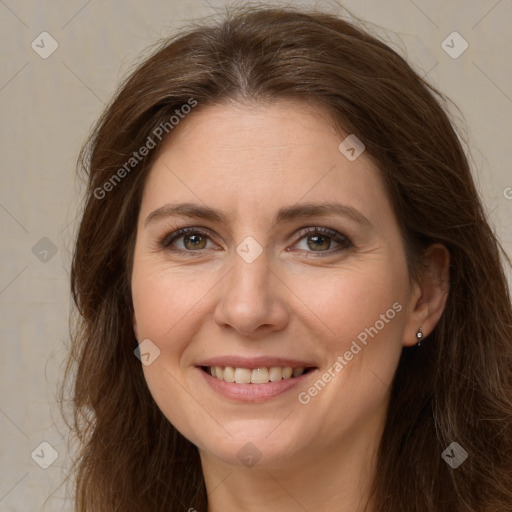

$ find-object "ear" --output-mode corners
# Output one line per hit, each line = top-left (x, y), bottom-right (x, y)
(402, 243), (450, 347)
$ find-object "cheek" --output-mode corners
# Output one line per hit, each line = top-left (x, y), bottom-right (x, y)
(131, 260), (215, 347)
(293, 260), (407, 355)
(291, 264), (407, 434)
(131, 263), (211, 442)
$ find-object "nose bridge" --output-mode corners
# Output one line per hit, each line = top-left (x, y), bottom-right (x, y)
(233, 246), (270, 296)
(228, 245), (273, 312)
(213, 240), (288, 335)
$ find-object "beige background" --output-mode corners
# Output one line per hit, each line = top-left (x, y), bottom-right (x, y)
(0, 0), (511, 510)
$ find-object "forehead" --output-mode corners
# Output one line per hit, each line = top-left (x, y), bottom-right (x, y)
(139, 100), (393, 230)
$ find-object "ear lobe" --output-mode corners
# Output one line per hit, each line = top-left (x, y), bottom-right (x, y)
(403, 243), (450, 346)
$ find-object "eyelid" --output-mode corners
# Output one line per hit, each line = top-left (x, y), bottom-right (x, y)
(293, 226), (348, 242)
(290, 226), (352, 254)
(158, 225), (352, 255)
(159, 226), (217, 250)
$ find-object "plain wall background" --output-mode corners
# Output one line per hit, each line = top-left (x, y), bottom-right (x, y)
(1, 0), (511, 509)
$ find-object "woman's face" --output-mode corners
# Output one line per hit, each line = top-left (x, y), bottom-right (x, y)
(131, 99), (422, 469)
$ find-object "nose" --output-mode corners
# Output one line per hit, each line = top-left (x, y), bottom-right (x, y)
(213, 248), (289, 338)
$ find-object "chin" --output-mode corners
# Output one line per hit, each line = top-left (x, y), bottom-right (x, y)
(190, 417), (315, 469)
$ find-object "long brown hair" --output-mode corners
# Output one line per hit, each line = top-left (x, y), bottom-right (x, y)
(62, 4), (512, 511)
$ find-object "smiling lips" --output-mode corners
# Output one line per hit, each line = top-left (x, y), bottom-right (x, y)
(198, 361), (317, 401)
(197, 357), (317, 400)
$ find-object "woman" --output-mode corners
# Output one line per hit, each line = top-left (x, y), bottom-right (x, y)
(62, 4), (512, 511)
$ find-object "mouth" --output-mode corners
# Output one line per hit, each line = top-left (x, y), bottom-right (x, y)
(198, 364), (318, 402)
(196, 357), (319, 401)
(201, 365), (316, 384)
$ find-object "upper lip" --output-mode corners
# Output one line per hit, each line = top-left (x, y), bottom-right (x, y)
(197, 356), (317, 369)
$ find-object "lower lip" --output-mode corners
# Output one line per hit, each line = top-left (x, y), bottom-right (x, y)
(197, 367), (317, 402)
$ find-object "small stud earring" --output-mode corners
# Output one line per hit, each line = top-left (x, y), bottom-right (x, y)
(416, 327), (424, 347)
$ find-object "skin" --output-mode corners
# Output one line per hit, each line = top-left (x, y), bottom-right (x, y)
(131, 99), (450, 512)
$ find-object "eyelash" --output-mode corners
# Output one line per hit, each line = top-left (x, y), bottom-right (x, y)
(158, 226), (352, 257)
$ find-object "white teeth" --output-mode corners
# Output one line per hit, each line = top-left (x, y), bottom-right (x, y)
(207, 365), (307, 384)
(223, 366), (235, 382)
(269, 366), (283, 381)
(234, 367), (251, 383)
(251, 367), (269, 384)
(282, 366), (293, 379)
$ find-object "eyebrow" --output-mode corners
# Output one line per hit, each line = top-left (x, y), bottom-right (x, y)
(144, 201), (372, 229)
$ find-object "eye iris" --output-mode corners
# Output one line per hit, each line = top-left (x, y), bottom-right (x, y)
(307, 234), (331, 251)
(184, 234), (206, 250)
(168, 229), (343, 253)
